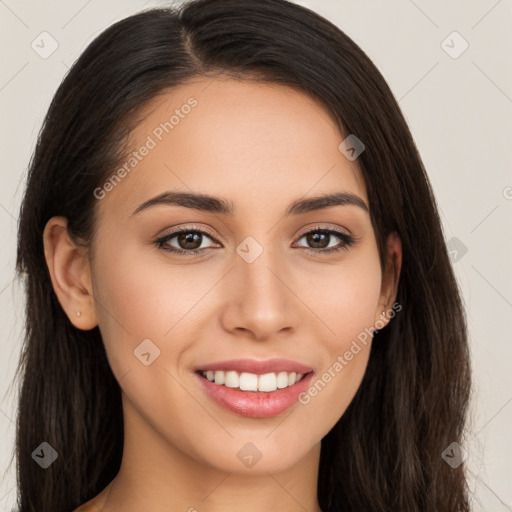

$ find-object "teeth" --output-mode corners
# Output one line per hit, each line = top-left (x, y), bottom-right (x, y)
(239, 372), (258, 391)
(258, 372), (277, 392)
(224, 370), (239, 388)
(276, 371), (289, 388)
(200, 370), (307, 392)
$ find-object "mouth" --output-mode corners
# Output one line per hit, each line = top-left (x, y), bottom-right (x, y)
(194, 360), (315, 418)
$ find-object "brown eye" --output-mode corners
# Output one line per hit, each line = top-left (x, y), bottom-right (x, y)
(154, 229), (217, 255)
(295, 227), (356, 254)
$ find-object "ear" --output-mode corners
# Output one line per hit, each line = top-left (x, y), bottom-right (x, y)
(373, 231), (402, 329)
(43, 216), (98, 330)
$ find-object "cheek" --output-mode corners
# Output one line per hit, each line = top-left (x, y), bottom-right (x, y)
(90, 238), (221, 378)
(295, 251), (381, 422)
(301, 252), (382, 350)
(331, 267), (381, 344)
(92, 240), (177, 333)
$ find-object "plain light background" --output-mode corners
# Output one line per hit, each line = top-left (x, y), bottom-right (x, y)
(0, 0), (511, 510)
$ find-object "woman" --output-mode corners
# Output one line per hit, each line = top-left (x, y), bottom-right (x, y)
(14, 0), (472, 510)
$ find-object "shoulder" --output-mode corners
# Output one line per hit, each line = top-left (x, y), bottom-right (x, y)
(73, 497), (104, 512)
(73, 501), (99, 512)
(72, 485), (110, 512)
(72, 482), (113, 512)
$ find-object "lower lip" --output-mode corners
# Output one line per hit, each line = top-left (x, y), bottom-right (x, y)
(195, 371), (314, 418)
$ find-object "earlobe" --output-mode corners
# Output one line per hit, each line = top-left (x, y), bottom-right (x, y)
(374, 231), (402, 328)
(43, 216), (98, 330)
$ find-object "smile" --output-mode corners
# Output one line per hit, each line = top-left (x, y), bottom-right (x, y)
(198, 369), (306, 392)
(194, 358), (315, 418)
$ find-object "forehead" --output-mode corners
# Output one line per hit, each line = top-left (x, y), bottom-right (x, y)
(96, 76), (367, 220)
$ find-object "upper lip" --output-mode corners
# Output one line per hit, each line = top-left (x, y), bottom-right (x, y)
(195, 358), (314, 375)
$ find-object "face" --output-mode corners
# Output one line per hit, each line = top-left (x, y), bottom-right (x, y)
(51, 76), (400, 476)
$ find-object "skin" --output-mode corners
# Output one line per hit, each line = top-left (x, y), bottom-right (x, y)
(43, 76), (402, 512)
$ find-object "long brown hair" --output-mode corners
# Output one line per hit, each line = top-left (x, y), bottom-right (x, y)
(14, 0), (472, 510)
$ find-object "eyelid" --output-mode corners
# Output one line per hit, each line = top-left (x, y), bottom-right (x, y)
(157, 223), (219, 240)
(295, 223), (352, 238)
(157, 222), (351, 240)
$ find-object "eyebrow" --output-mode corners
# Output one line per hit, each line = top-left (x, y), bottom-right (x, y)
(131, 190), (369, 217)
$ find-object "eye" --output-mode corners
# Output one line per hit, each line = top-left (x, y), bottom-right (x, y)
(294, 226), (355, 254)
(154, 228), (218, 255)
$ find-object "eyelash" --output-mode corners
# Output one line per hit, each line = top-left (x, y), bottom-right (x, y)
(154, 225), (356, 256)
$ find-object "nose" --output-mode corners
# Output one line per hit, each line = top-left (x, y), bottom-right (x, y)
(219, 243), (302, 341)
